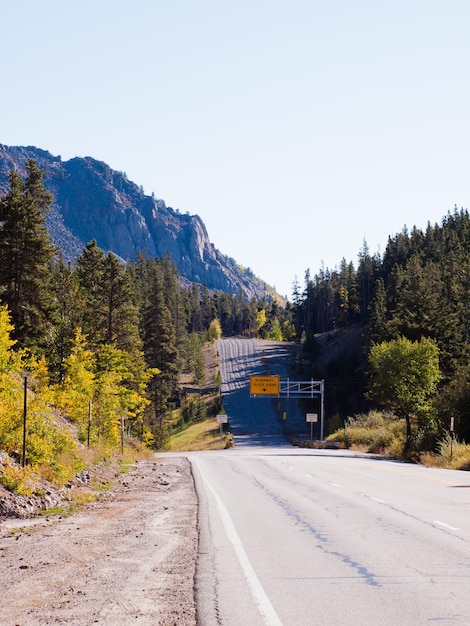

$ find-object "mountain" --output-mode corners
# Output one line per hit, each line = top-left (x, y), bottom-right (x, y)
(0, 144), (274, 300)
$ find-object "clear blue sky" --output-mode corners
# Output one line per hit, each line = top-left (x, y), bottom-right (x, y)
(2, 1), (469, 298)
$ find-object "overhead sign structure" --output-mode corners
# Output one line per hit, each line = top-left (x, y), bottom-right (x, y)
(249, 377), (325, 440)
(249, 375), (280, 396)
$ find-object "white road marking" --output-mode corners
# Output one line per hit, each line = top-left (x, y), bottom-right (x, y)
(370, 496), (386, 504)
(197, 463), (283, 626)
(433, 520), (460, 531)
(331, 483), (343, 488)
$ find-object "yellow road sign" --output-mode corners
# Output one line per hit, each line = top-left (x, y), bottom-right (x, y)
(249, 375), (280, 395)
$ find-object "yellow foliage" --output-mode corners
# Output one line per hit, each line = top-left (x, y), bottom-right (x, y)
(56, 328), (95, 445)
(282, 320), (296, 342)
(209, 318), (222, 341)
(0, 306), (21, 374)
(0, 372), (24, 453)
(256, 309), (267, 331)
(0, 311), (155, 492)
(0, 460), (35, 495)
(91, 344), (150, 448)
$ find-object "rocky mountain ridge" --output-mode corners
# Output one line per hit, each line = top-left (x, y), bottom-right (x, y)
(0, 144), (273, 299)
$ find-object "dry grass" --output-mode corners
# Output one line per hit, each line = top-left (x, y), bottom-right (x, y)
(326, 411), (407, 456)
(167, 341), (229, 452)
(421, 435), (470, 470)
(168, 419), (229, 452)
(327, 411), (470, 471)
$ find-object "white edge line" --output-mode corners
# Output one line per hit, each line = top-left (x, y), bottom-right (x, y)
(196, 461), (283, 626)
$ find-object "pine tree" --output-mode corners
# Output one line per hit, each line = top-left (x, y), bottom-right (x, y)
(186, 332), (206, 386)
(143, 265), (179, 422)
(357, 240), (379, 323)
(74, 243), (142, 355)
(102, 253), (142, 355)
(388, 255), (444, 342)
(366, 278), (387, 345)
(74, 240), (107, 347)
(188, 283), (203, 332)
(49, 256), (84, 382)
(0, 161), (56, 349)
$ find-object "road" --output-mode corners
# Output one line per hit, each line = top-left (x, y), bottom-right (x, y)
(216, 338), (305, 439)
(1, 339), (469, 625)
(190, 338), (470, 625)
(192, 445), (470, 626)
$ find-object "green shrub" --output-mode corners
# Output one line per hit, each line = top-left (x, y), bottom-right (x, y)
(182, 395), (207, 423)
(327, 410), (407, 454)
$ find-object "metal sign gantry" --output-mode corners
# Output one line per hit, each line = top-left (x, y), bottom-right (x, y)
(279, 378), (324, 399)
(249, 377), (325, 440)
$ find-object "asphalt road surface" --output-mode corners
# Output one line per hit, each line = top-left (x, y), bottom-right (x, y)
(190, 338), (470, 625)
(216, 338), (305, 439)
(192, 445), (470, 626)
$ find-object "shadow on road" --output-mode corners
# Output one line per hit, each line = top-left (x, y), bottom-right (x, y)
(232, 434), (292, 448)
(217, 338), (312, 442)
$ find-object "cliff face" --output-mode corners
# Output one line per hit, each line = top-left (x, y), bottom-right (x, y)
(0, 144), (270, 299)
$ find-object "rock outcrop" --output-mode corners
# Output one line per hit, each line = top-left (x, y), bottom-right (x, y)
(0, 144), (272, 299)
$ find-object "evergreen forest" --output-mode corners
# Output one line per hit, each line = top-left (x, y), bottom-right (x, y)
(0, 161), (293, 487)
(294, 209), (470, 454)
(1, 160), (470, 486)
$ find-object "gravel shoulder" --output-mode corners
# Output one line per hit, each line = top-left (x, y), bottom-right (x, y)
(0, 455), (198, 626)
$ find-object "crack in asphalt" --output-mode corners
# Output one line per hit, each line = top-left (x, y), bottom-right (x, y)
(253, 476), (382, 588)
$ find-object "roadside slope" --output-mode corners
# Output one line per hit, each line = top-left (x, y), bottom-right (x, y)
(0, 456), (198, 626)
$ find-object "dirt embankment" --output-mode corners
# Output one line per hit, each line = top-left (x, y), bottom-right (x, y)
(0, 455), (198, 626)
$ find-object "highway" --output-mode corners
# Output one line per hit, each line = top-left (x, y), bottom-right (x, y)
(193, 446), (470, 625)
(190, 339), (470, 625)
(216, 337), (305, 438)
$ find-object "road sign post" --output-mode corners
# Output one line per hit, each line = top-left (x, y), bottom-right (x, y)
(306, 413), (318, 442)
(216, 414), (228, 441)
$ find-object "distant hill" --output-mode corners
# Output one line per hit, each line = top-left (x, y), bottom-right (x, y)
(0, 144), (275, 300)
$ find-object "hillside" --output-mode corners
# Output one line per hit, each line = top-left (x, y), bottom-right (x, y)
(0, 144), (274, 300)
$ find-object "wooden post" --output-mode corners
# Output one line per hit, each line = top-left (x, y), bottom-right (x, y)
(87, 399), (92, 448)
(450, 417), (455, 461)
(121, 415), (125, 454)
(22, 377), (27, 467)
